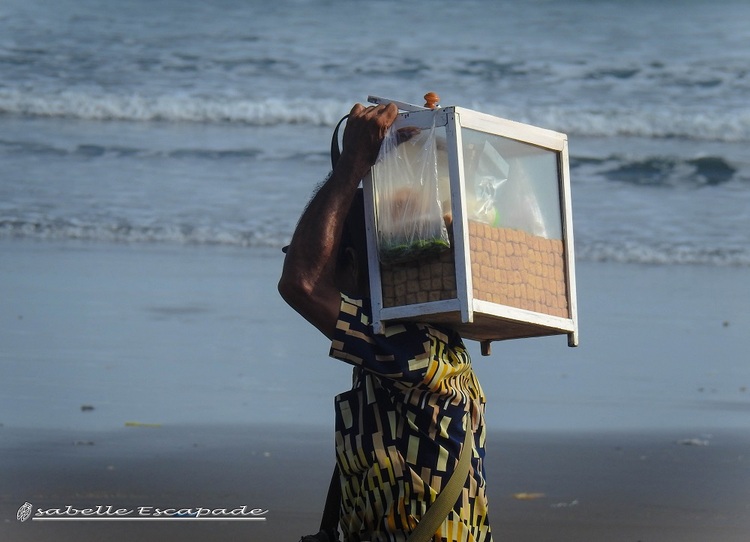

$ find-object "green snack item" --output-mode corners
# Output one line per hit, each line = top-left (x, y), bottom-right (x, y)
(380, 238), (451, 265)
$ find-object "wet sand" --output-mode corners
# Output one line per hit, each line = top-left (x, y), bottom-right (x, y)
(1, 240), (750, 540)
(2, 424), (749, 541)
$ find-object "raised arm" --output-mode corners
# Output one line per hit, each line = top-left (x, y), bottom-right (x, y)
(278, 103), (398, 339)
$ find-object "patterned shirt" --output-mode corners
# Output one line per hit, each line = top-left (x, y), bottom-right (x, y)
(329, 294), (492, 542)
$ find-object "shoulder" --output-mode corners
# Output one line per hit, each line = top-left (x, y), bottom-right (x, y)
(330, 294), (468, 380)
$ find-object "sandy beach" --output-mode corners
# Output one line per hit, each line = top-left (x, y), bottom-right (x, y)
(3, 0), (750, 539)
(1, 239), (749, 541)
(2, 425), (749, 541)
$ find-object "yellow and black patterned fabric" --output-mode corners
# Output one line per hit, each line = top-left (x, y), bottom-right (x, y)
(330, 294), (492, 542)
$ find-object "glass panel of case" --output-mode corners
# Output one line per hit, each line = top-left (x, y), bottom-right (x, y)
(461, 128), (569, 317)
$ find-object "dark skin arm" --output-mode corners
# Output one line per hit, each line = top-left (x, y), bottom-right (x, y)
(278, 103), (398, 339)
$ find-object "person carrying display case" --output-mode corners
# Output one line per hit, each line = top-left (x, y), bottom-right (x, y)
(279, 102), (493, 542)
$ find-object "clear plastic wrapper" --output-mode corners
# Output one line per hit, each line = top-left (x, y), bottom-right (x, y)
(466, 141), (508, 227)
(371, 118), (451, 265)
(463, 130), (556, 239)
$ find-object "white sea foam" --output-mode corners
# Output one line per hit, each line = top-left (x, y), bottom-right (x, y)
(1, 0), (749, 270)
(0, 218), (284, 249)
(1, 89), (749, 143)
(576, 241), (750, 268)
(2, 217), (748, 267)
(0, 90), (346, 127)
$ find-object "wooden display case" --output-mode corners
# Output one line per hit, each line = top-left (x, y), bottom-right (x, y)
(362, 99), (578, 352)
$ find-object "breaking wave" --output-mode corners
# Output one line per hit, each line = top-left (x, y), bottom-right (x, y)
(576, 240), (750, 268)
(2, 217), (748, 267)
(0, 218), (286, 250)
(1, 90), (749, 143)
(0, 91), (347, 127)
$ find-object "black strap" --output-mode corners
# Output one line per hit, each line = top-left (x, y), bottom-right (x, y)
(319, 464), (341, 533)
(330, 114), (350, 169)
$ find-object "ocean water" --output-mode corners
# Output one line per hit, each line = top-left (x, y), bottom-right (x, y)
(1, 0), (749, 267)
(2, 0), (750, 438)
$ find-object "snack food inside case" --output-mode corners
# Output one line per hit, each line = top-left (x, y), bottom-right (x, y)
(363, 103), (578, 351)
